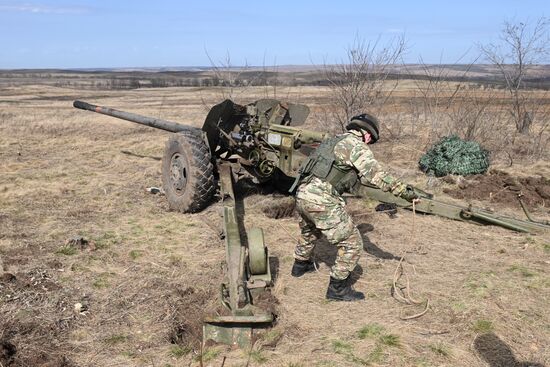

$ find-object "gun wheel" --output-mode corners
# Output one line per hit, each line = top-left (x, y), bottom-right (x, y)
(247, 228), (268, 275)
(162, 129), (216, 213)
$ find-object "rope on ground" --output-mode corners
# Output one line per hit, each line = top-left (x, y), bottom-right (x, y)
(391, 199), (430, 320)
(277, 222), (299, 243)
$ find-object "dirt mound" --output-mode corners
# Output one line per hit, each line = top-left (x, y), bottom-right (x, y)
(443, 169), (550, 209)
(169, 286), (218, 349)
(0, 320), (75, 367)
(0, 341), (16, 366)
(168, 285), (280, 349)
(0, 268), (76, 367)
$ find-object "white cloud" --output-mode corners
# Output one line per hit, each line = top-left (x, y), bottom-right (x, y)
(0, 3), (89, 14)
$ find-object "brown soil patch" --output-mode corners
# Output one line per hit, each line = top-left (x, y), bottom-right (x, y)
(0, 341), (17, 366)
(168, 286), (218, 348)
(0, 266), (76, 366)
(444, 169), (550, 209)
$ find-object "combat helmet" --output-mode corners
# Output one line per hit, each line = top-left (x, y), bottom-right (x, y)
(346, 114), (380, 143)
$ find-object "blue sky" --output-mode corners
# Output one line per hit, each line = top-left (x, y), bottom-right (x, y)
(0, 0), (548, 69)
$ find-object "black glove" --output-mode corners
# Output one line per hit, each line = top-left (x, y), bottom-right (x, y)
(400, 185), (419, 202)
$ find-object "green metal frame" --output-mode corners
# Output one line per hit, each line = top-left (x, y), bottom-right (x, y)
(203, 164), (273, 348)
(358, 184), (550, 234)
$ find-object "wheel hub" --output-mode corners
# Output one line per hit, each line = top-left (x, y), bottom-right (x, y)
(170, 153), (187, 192)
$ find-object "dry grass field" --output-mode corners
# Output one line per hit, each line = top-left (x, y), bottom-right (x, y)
(1, 81), (549, 367)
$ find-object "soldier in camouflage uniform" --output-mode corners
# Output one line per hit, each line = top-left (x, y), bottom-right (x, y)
(290, 114), (418, 301)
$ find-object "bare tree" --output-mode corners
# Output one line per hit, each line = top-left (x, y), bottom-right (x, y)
(444, 86), (512, 157)
(205, 50), (251, 103)
(408, 53), (478, 145)
(201, 50), (282, 109)
(323, 34), (406, 132)
(480, 17), (550, 134)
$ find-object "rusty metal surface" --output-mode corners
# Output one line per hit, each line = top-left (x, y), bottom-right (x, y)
(73, 100), (191, 133)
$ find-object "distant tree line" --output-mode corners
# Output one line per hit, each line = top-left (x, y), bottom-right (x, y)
(1, 69), (548, 92)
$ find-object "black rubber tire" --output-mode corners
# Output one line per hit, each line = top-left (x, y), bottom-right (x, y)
(161, 129), (216, 213)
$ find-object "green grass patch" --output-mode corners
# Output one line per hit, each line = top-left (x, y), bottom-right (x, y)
(354, 325), (398, 363)
(332, 339), (353, 354)
(357, 323), (384, 339)
(543, 243), (550, 252)
(378, 334), (400, 347)
(93, 231), (122, 249)
(169, 345), (191, 358)
(121, 350), (137, 358)
(465, 276), (491, 297)
(331, 339), (370, 365)
(508, 265), (536, 278)
(429, 342), (452, 357)
(367, 344), (384, 363)
(56, 246), (77, 256)
(196, 347), (219, 362)
(93, 273), (111, 289)
(261, 329), (283, 344)
(129, 250), (142, 260)
(248, 350), (268, 363)
(472, 319), (494, 333)
(104, 334), (127, 346)
(130, 223), (144, 236)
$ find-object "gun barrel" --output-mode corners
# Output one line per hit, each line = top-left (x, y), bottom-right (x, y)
(73, 100), (189, 133)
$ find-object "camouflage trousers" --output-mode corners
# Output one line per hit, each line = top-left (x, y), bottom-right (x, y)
(294, 187), (363, 280)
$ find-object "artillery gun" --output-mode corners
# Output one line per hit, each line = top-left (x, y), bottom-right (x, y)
(74, 99), (328, 347)
(73, 98), (549, 346)
(74, 99), (326, 213)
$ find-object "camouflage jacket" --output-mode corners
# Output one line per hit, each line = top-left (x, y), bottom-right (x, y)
(296, 130), (406, 204)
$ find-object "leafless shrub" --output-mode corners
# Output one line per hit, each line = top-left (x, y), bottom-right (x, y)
(203, 51), (252, 105)
(201, 51), (283, 110)
(444, 87), (507, 146)
(322, 34), (406, 133)
(382, 112), (410, 142)
(480, 17), (550, 134)
(407, 55), (477, 146)
(522, 105), (550, 159)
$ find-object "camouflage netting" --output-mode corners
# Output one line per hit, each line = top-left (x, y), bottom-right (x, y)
(419, 135), (490, 177)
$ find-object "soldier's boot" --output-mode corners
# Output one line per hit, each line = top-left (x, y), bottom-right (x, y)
(291, 259), (317, 277)
(326, 276), (365, 301)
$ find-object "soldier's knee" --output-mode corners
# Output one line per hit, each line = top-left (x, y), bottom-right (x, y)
(326, 221), (358, 245)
